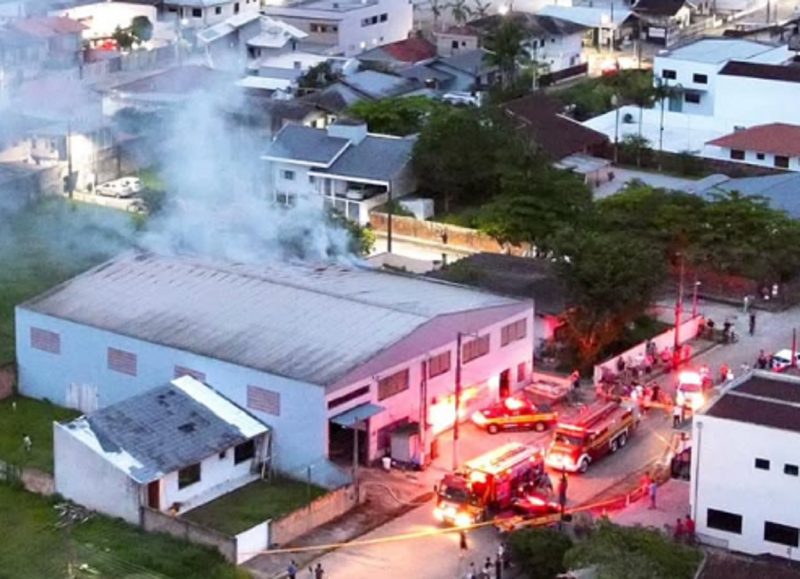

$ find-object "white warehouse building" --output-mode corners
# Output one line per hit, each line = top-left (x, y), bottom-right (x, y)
(17, 253), (534, 487)
(692, 371), (800, 560)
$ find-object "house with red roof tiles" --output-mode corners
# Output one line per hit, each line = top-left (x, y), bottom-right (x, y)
(705, 123), (800, 172)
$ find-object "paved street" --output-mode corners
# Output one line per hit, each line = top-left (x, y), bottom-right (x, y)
(299, 299), (800, 579)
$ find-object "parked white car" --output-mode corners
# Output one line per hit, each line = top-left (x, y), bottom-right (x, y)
(96, 177), (141, 198)
(771, 349), (800, 372)
(442, 91), (483, 107)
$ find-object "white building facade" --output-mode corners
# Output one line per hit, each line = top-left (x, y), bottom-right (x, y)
(262, 0), (413, 56)
(19, 253), (535, 486)
(163, 0), (260, 28)
(692, 371), (800, 560)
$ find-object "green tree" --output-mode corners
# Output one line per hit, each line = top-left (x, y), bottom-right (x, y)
(509, 528), (573, 579)
(412, 108), (510, 212)
(484, 19), (526, 89)
(131, 16), (153, 42)
(347, 96), (446, 136)
(564, 520), (701, 579)
(112, 26), (135, 50)
(478, 145), (592, 249)
(298, 61), (340, 90)
(448, 0), (472, 24)
(471, 0), (491, 17)
(552, 227), (666, 367)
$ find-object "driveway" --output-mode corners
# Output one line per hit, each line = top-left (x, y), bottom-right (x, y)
(594, 168), (700, 199)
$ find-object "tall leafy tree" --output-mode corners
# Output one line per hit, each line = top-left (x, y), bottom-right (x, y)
(448, 0), (473, 25)
(412, 108), (511, 212)
(347, 96), (446, 136)
(484, 19), (526, 89)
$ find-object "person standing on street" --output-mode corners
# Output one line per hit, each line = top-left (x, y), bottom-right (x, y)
(749, 312), (757, 336)
(673, 517), (686, 542)
(648, 480), (658, 509)
(287, 560), (297, 579)
(672, 403), (682, 428)
(495, 555), (503, 579)
(459, 529), (469, 556)
(313, 563), (324, 579)
(685, 514), (696, 544)
(558, 470), (568, 515)
(757, 350), (769, 370)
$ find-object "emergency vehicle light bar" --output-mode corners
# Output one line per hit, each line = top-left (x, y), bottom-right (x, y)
(465, 442), (540, 476)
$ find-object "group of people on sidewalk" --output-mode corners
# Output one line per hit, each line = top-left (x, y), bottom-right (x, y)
(459, 536), (511, 579)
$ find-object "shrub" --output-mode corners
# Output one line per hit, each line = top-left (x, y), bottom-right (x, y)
(509, 527), (574, 579)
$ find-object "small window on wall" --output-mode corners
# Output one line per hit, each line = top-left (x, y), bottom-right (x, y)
(707, 508), (743, 534)
(730, 149), (745, 161)
(215, 6), (221, 14)
(463, 335), (490, 363)
(378, 368), (409, 400)
(30, 327), (60, 354)
(108, 347), (137, 376)
(765, 521), (799, 547)
(775, 155), (790, 169)
(755, 458), (770, 470)
(234, 439), (256, 464)
(684, 92), (700, 104)
(192, 7), (202, 17)
(282, 170), (295, 181)
(501, 319), (527, 347)
(247, 385), (281, 415)
(785, 463), (799, 476)
(662, 69), (676, 79)
(692, 73), (708, 84)
(756, 152), (765, 160)
(178, 463), (201, 489)
(234, 2), (240, 13)
(429, 351), (451, 378)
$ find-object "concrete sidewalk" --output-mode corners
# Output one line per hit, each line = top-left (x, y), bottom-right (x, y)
(612, 479), (690, 532)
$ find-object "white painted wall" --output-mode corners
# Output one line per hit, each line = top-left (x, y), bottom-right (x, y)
(702, 145), (800, 171)
(16, 309), (329, 477)
(53, 3), (158, 40)
(162, 445), (260, 513)
(714, 75), (800, 127)
(692, 414), (800, 559)
(263, 0), (413, 56)
(327, 305), (535, 461)
(236, 521), (269, 564)
(652, 58), (718, 116)
(54, 422), (143, 524)
(164, 0), (260, 28)
(531, 32), (584, 72)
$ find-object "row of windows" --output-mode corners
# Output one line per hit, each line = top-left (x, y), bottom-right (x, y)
(730, 149), (790, 168)
(177, 439), (256, 489)
(754, 457), (799, 476)
(377, 368), (409, 401)
(310, 23), (338, 33)
(661, 69), (707, 84)
(463, 334), (490, 364)
(30, 326), (281, 416)
(707, 508), (799, 547)
(361, 13), (388, 26)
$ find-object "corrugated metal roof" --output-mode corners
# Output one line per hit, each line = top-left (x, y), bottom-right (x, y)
(264, 124), (350, 166)
(310, 134), (414, 183)
(62, 376), (268, 483)
(23, 253), (518, 385)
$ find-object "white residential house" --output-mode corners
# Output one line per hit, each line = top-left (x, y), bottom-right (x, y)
(692, 371), (800, 560)
(467, 13), (588, 75)
(262, 120), (416, 224)
(162, 0), (260, 28)
(262, 0), (413, 56)
(704, 123), (800, 171)
(54, 375), (271, 524)
(582, 38), (799, 156)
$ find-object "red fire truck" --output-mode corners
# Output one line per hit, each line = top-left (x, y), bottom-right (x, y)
(545, 401), (637, 473)
(434, 442), (545, 527)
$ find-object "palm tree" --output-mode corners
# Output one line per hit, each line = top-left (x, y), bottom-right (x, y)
(471, 0), (491, 18)
(448, 0), (473, 26)
(484, 19), (526, 89)
(430, 0), (445, 31)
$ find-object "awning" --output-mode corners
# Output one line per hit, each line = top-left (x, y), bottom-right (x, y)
(331, 403), (384, 428)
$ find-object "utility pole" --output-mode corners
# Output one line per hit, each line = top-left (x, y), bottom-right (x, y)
(611, 94), (620, 164)
(387, 182), (393, 253)
(673, 255), (685, 369)
(66, 120), (74, 199)
(531, 42), (538, 91)
(692, 280), (701, 318)
(452, 332), (463, 471)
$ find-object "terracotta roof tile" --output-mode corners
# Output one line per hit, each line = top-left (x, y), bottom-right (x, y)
(707, 123), (800, 158)
(719, 60), (800, 83)
(378, 37), (437, 63)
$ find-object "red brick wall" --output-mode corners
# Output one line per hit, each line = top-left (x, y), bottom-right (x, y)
(369, 213), (531, 256)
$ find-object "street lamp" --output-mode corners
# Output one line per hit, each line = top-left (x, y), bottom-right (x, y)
(611, 93), (620, 164)
(453, 330), (479, 471)
(692, 280), (701, 318)
(673, 254), (685, 369)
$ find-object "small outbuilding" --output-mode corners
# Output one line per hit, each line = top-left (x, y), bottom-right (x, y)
(54, 375), (270, 524)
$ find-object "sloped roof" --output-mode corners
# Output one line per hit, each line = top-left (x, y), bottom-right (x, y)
(633, 0), (689, 17)
(23, 253), (520, 386)
(61, 376), (268, 483)
(433, 48), (497, 76)
(504, 93), (609, 160)
(263, 124), (350, 165)
(719, 60), (800, 83)
(359, 37), (437, 64)
(468, 12), (588, 37)
(111, 65), (233, 95)
(311, 134), (415, 183)
(707, 123), (800, 157)
(699, 172), (800, 218)
(340, 69), (419, 99)
(537, 5), (633, 29)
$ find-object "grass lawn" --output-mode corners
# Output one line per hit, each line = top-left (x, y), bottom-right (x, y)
(0, 484), (249, 579)
(185, 478), (327, 536)
(0, 199), (135, 364)
(0, 396), (79, 473)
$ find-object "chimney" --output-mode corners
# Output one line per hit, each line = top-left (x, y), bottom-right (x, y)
(327, 119), (368, 144)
